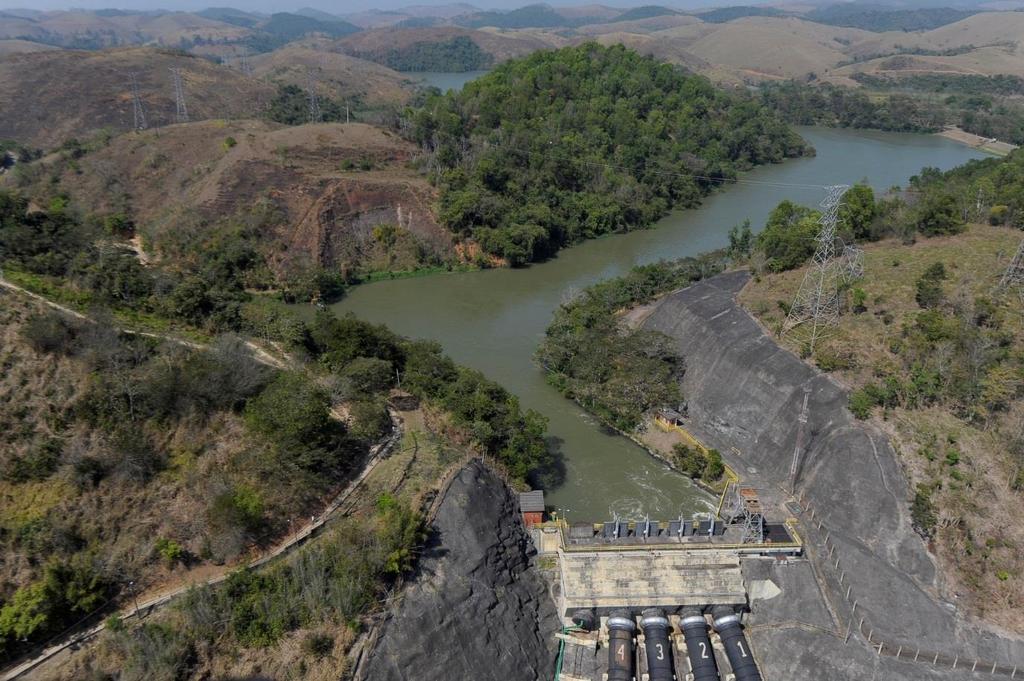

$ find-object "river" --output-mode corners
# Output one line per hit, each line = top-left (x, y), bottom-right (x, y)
(330, 126), (984, 522)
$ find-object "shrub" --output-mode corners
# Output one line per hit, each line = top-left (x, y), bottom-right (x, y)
(671, 444), (724, 481)
(851, 287), (867, 313)
(849, 388), (875, 419)
(911, 484), (937, 537)
(915, 262), (946, 309)
(989, 204), (1009, 225)
(348, 398), (391, 442)
(155, 538), (185, 566)
(302, 632), (334, 658)
(223, 137), (237, 150)
(21, 311), (80, 354)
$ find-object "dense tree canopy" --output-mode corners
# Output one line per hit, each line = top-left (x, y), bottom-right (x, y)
(406, 43), (808, 265)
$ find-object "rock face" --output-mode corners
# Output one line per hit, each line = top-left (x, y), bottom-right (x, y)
(362, 460), (559, 681)
(642, 270), (1024, 680)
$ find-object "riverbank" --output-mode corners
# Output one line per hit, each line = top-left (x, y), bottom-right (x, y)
(938, 126), (1019, 156)
(331, 126), (984, 520)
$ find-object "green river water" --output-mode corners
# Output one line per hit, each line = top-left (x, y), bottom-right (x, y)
(329, 125), (984, 522)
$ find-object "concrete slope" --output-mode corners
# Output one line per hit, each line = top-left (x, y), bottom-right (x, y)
(361, 460), (559, 681)
(642, 270), (1024, 675)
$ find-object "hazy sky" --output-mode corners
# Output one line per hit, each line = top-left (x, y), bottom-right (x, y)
(0, 0), (734, 14)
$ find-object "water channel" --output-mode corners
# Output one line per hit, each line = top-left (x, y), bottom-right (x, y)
(330, 123), (985, 521)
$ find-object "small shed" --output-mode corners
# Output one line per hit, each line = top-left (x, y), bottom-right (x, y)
(387, 389), (420, 412)
(519, 490), (545, 527)
(656, 408), (684, 428)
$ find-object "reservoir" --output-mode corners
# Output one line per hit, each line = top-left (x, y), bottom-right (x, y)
(402, 70), (489, 92)
(331, 126), (985, 520)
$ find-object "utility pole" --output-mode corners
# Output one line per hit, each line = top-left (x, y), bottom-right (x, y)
(129, 72), (147, 131)
(169, 67), (189, 123)
(783, 185), (850, 353)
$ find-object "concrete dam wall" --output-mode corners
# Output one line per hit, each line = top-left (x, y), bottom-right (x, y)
(360, 460), (559, 681)
(642, 270), (1024, 676)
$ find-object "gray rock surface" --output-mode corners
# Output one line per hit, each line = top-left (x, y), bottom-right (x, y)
(643, 270), (1024, 679)
(362, 460), (559, 681)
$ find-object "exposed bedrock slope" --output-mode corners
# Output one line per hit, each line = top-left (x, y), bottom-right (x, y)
(642, 270), (1024, 676)
(361, 460), (559, 681)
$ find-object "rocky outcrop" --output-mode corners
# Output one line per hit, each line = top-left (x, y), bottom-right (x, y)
(361, 460), (559, 681)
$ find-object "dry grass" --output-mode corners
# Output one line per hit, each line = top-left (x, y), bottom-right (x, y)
(738, 222), (1024, 633)
(28, 119), (452, 278)
(0, 47), (272, 150)
(249, 45), (414, 107)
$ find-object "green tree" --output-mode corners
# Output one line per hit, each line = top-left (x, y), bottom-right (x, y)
(839, 183), (876, 240)
(756, 201), (821, 271)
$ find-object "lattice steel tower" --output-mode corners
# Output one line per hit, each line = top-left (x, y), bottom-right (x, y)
(726, 487), (765, 544)
(998, 238), (1024, 294)
(783, 184), (850, 352)
(169, 68), (189, 123)
(306, 70), (322, 123)
(239, 47), (252, 77)
(129, 72), (147, 131)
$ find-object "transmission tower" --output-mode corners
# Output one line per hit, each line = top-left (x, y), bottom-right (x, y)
(306, 70), (322, 123)
(239, 47), (252, 77)
(783, 185), (850, 352)
(997, 238), (1024, 294)
(169, 68), (189, 123)
(128, 72), (147, 132)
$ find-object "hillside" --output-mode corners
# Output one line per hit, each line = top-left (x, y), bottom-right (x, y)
(684, 17), (874, 79)
(739, 223), (1024, 631)
(833, 44), (1024, 79)
(248, 45), (413, 107)
(335, 26), (560, 65)
(0, 47), (272, 150)
(408, 43), (808, 265)
(0, 179), (552, 669)
(25, 120), (453, 280)
(0, 39), (58, 55)
(0, 10), (250, 48)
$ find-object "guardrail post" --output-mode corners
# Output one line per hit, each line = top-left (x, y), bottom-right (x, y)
(914, 649), (920, 662)
(877, 642), (883, 656)
(972, 659), (977, 671)
(846, 585), (851, 599)
(993, 661), (998, 675)
(952, 655), (957, 669)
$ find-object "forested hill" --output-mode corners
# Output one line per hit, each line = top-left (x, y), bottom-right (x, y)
(405, 43), (810, 265)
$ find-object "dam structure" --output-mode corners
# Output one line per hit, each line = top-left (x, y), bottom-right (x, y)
(527, 483), (797, 681)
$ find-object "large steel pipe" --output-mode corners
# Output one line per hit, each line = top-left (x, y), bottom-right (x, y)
(640, 608), (674, 681)
(607, 612), (636, 681)
(679, 609), (720, 681)
(712, 609), (762, 681)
